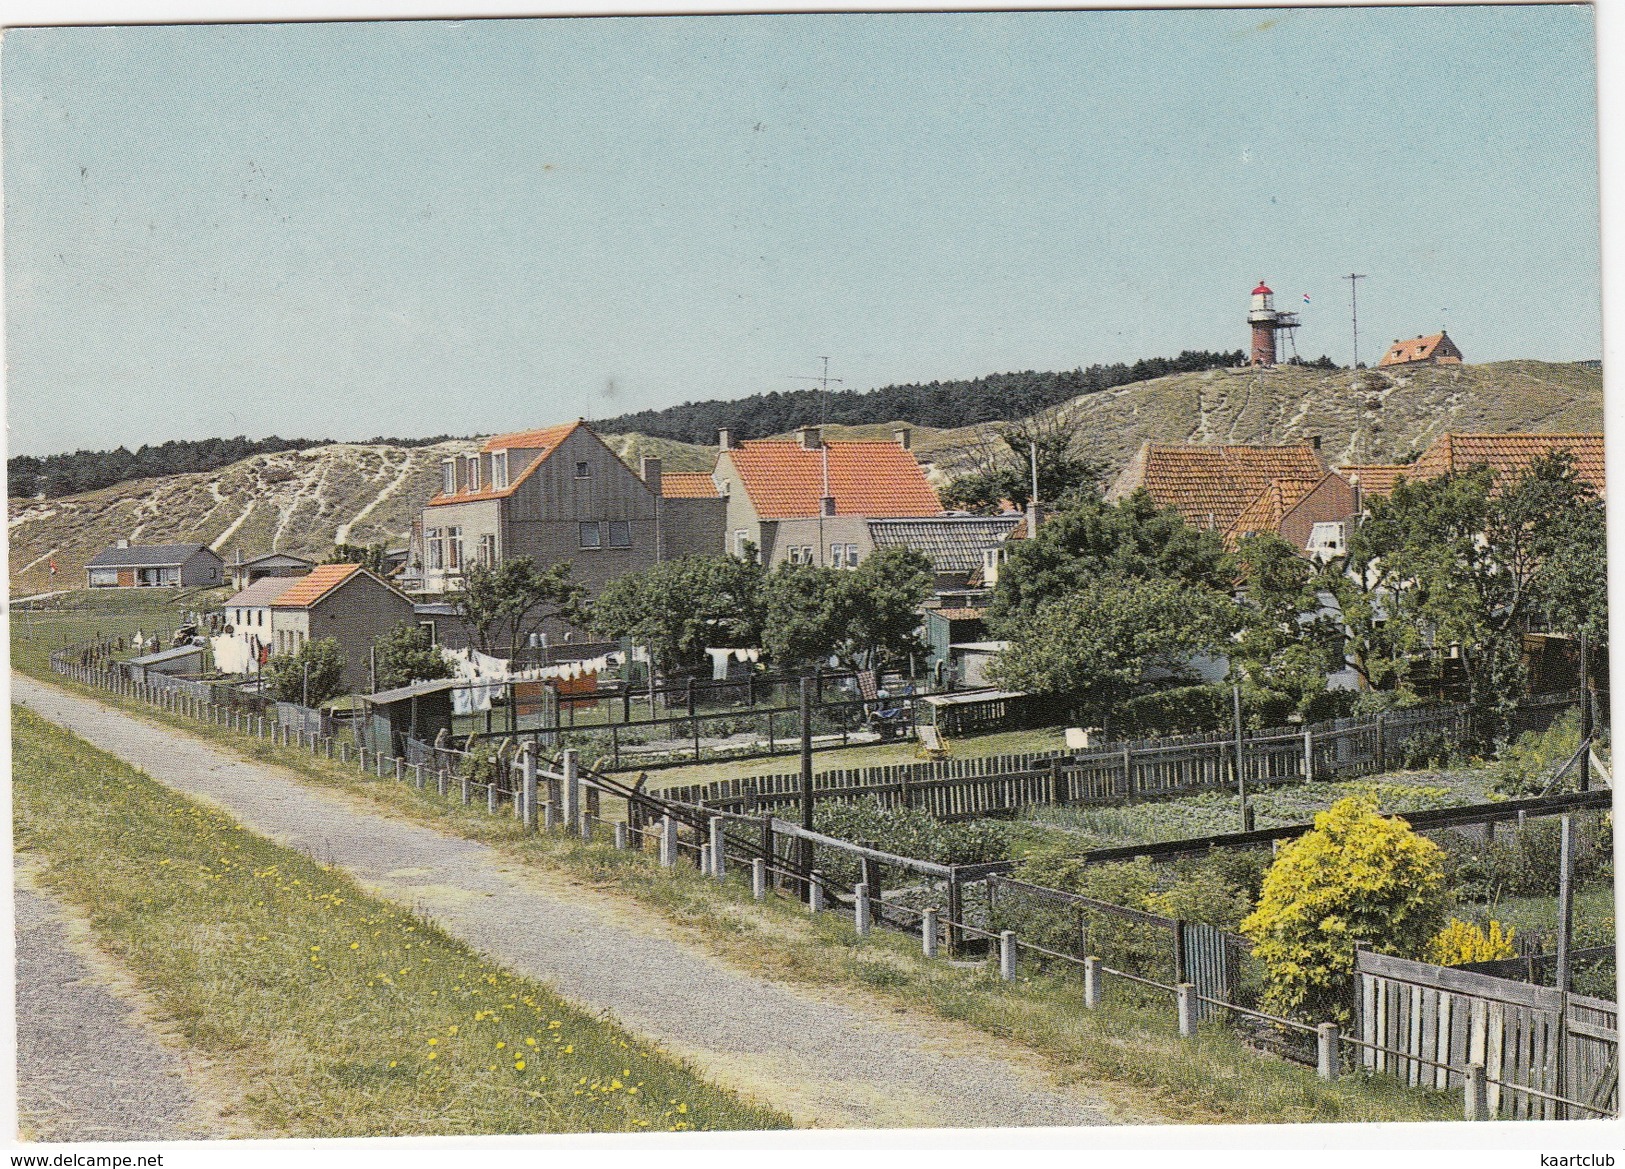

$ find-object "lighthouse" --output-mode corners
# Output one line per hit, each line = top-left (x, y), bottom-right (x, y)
(1247, 280), (1299, 366)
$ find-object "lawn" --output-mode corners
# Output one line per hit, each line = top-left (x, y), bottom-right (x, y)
(11, 704), (790, 1137)
(10, 586), (228, 673)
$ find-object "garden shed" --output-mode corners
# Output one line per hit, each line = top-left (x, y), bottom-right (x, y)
(358, 678), (459, 758)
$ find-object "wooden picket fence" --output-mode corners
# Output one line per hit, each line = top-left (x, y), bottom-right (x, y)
(1355, 950), (1618, 1119)
(665, 699), (1516, 820)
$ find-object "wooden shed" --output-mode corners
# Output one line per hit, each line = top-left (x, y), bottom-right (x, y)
(358, 678), (459, 758)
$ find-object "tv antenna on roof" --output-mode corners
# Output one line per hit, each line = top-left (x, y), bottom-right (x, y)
(789, 356), (843, 425)
(789, 357), (843, 560)
(1344, 273), (1367, 368)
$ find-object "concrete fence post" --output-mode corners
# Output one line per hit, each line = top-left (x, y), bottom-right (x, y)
(699, 843), (713, 876)
(999, 931), (1018, 981)
(1465, 1063), (1489, 1121)
(1316, 1023), (1341, 1081)
(1083, 957), (1102, 1008)
(437, 768), (449, 798)
(854, 883), (871, 936)
(752, 857), (767, 900)
(461, 772), (471, 805)
(561, 749), (580, 828)
(579, 805), (593, 841)
(521, 745), (538, 833)
(544, 802), (557, 830)
(809, 870), (826, 914)
(395, 758), (405, 783)
(660, 815), (677, 868)
(487, 778), (498, 815)
(614, 822), (629, 851)
(1176, 983), (1197, 1039)
(708, 818), (727, 881)
(1303, 729), (1314, 781)
(922, 907), (939, 959)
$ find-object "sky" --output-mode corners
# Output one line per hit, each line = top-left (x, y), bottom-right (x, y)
(1, 5), (1604, 457)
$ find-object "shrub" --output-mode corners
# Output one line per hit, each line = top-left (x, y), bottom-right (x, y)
(264, 637), (347, 707)
(1491, 709), (1582, 796)
(810, 797), (1010, 886)
(1426, 918), (1516, 966)
(1240, 795), (1448, 1022)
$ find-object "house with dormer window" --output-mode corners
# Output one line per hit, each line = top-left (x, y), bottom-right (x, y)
(411, 421), (726, 623)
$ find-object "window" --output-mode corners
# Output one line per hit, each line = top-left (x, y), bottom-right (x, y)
(446, 527), (463, 570)
(441, 461), (455, 496)
(466, 455), (480, 492)
(845, 543), (860, 567)
(830, 544), (842, 566)
(576, 461), (591, 479)
(788, 546), (803, 565)
(491, 450), (509, 490)
(734, 529), (748, 557)
(418, 620), (438, 646)
(580, 522), (603, 549)
(607, 520), (632, 548)
(478, 534), (496, 566)
(426, 528), (443, 570)
(257, 609), (264, 627)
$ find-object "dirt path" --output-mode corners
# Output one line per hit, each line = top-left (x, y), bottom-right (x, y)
(13, 675), (1138, 1131)
(13, 869), (239, 1141)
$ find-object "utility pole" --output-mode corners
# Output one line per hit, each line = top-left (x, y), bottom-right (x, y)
(1029, 441), (1040, 508)
(798, 678), (815, 900)
(1344, 273), (1367, 369)
(1233, 683), (1249, 830)
(1579, 629), (1591, 792)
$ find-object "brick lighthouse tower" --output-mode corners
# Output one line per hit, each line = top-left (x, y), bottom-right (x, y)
(1247, 280), (1298, 365)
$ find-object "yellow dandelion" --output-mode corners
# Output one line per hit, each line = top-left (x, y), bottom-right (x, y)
(515, 1060), (526, 1071)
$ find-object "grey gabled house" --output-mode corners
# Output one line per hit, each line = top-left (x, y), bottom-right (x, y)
(85, 541), (225, 589)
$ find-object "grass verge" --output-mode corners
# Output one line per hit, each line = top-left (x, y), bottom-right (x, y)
(11, 704), (790, 1137)
(14, 662), (1463, 1126)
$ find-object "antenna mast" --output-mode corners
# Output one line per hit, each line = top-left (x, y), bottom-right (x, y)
(1344, 273), (1367, 369)
(789, 356), (843, 502)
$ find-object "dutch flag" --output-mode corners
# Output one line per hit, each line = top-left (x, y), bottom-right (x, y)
(1302, 293), (1311, 305)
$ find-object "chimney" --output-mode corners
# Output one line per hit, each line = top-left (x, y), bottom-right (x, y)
(717, 427), (734, 451)
(798, 425), (823, 451)
(1307, 435), (1322, 450)
(639, 455), (662, 497)
(893, 426), (912, 450)
(821, 496), (837, 517)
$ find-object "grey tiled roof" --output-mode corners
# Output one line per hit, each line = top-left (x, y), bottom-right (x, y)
(85, 543), (216, 569)
(225, 576), (302, 608)
(866, 517), (1022, 573)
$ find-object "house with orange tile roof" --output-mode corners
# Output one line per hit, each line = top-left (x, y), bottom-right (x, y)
(265, 563), (416, 694)
(1335, 432), (1605, 503)
(1376, 331), (1463, 369)
(711, 424), (944, 568)
(410, 421), (726, 609)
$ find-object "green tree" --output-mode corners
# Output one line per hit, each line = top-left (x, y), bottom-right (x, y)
(1226, 533), (1347, 720)
(760, 563), (847, 668)
(987, 491), (1230, 629)
(987, 575), (1241, 728)
(264, 637), (347, 707)
(372, 621), (453, 691)
(326, 542), (391, 577)
(942, 425), (1106, 515)
(1240, 795), (1448, 1022)
(587, 554), (765, 676)
(450, 558), (586, 660)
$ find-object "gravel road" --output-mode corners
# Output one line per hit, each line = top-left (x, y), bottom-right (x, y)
(14, 675), (1135, 1131)
(14, 879), (220, 1141)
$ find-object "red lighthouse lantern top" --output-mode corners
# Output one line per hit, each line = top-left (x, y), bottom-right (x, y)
(1252, 281), (1273, 296)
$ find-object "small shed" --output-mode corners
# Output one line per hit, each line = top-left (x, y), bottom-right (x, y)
(125, 643), (206, 682)
(924, 608), (988, 682)
(948, 640), (1009, 689)
(922, 689), (1036, 736)
(358, 678), (459, 758)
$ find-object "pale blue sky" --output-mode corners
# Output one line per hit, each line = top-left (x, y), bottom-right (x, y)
(2, 6), (1602, 456)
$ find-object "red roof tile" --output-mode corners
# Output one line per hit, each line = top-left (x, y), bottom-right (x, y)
(1377, 331), (1463, 367)
(935, 607), (987, 621)
(724, 440), (942, 520)
(271, 563), (363, 609)
(1107, 442), (1328, 533)
(661, 472), (720, 499)
(480, 421), (580, 455)
(1410, 432), (1605, 497)
(1337, 463), (1412, 498)
(1224, 475), (1325, 545)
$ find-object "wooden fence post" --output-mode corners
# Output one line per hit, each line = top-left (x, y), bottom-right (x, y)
(615, 822), (629, 850)
(946, 868), (963, 957)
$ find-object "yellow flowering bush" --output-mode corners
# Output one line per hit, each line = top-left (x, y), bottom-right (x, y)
(1240, 795), (1447, 1022)
(1426, 918), (1515, 966)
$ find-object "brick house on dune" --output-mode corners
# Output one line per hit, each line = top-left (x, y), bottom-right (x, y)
(712, 425), (945, 567)
(85, 541), (225, 589)
(1105, 440), (1359, 559)
(1338, 432), (1606, 503)
(411, 421), (727, 605)
(1377, 331), (1464, 369)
